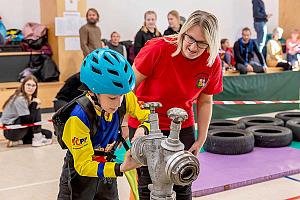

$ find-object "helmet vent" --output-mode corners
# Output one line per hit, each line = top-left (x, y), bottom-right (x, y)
(83, 60), (86, 67)
(107, 69), (119, 76)
(113, 81), (123, 88)
(104, 55), (114, 65)
(128, 75), (133, 85)
(92, 56), (98, 64)
(111, 53), (120, 63)
(124, 63), (128, 73)
(92, 66), (102, 75)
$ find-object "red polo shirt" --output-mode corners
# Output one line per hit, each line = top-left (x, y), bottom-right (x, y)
(129, 37), (223, 130)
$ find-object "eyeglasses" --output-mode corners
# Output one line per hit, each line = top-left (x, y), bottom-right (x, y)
(183, 33), (209, 49)
(25, 83), (37, 88)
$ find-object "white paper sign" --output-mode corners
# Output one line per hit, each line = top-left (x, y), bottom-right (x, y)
(55, 17), (85, 36)
(65, 0), (78, 11)
(63, 11), (81, 17)
(65, 37), (81, 51)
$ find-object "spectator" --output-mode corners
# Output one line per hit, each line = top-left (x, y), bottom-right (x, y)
(1, 75), (52, 147)
(53, 72), (82, 111)
(164, 10), (182, 36)
(233, 27), (267, 74)
(252, 0), (272, 52)
(107, 31), (127, 57)
(220, 38), (235, 69)
(79, 8), (102, 57)
(266, 27), (292, 70)
(134, 10), (161, 56)
(286, 29), (300, 68)
(129, 10), (222, 200)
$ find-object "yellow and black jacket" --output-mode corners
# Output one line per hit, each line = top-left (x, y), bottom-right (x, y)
(62, 91), (149, 178)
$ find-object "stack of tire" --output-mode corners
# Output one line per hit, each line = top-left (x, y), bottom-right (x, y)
(204, 111), (300, 155)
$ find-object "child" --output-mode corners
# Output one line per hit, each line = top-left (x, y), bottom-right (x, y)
(286, 29), (300, 68)
(220, 38), (235, 70)
(1, 75), (52, 147)
(57, 48), (149, 200)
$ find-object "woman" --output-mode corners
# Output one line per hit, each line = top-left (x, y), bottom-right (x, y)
(133, 10), (161, 56)
(266, 27), (292, 70)
(164, 10), (182, 36)
(129, 10), (223, 200)
(1, 75), (52, 147)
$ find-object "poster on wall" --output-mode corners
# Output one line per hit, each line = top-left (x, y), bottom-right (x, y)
(65, 0), (78, 11)
(55, 17), (85, 36)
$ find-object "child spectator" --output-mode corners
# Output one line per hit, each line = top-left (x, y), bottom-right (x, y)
(1, 75), (52, 147)
(286, 29), (300, 68)
(220, 38), (235, 69)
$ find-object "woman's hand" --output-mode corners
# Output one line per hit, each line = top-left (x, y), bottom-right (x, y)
(189, 141), (202, 156)
(131, 127), (146, 142)
(120, 150), (142, 172)
(32, 98), (41, 108)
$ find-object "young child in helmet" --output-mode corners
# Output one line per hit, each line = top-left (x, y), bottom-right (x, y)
(57, 48), (149, 200)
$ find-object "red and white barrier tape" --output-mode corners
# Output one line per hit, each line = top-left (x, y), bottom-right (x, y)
(0, 100), (299, 130)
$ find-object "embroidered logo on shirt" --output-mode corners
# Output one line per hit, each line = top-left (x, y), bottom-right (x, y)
(72, 136), (88, 149)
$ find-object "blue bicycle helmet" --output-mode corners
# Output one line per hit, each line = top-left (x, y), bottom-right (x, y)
(80, 48), (136, 95)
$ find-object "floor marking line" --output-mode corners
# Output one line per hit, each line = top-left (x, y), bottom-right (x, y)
(284, 176), (300, 183)
(0, 179), (58, 192)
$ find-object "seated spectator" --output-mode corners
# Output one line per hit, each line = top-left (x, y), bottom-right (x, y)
(53, 72), (83, 111)
(101, 38), (108, 48)
(1, 75), (52, 147)
(234, 27), (267, 74)
(107, 31), (127, 57)
(286, 29), (300, 68)
(163, 10), (182, 36)
(220, 38), (235, 69)
(266, 27), (292, 70)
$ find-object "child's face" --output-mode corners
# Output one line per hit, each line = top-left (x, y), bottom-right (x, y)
(96, 94), (124, 114)
(222, 40), (230, 49)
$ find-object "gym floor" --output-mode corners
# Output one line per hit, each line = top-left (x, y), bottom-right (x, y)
(0, 110), (300, 200)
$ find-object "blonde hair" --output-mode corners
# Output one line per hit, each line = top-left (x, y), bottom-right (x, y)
(141, 10), (160, 36)
(168, 10), (180, 21)
(165, 10), (220, 66)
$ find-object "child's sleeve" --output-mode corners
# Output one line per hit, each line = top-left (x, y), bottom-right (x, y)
(62, 107), (123, 178)
(125, 92), (150, 132)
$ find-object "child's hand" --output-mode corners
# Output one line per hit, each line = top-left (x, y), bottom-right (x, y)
(120, 150), (142, 172)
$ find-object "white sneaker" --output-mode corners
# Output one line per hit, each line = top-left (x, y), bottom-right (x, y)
(7, 140), (23, 147)
(32, 133), (52, 147)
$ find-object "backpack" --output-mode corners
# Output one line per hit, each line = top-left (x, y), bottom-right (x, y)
(5, 29), (24, 44)
(52, 93), (129, 159)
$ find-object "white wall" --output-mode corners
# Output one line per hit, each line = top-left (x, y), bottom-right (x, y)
(88, 0), (279, 43)
(0, 0), (40, 30)
(0, 0), (278, 44)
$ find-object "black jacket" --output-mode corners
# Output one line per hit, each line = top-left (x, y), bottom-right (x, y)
(252, 0), (268, 22)
(233, 38), (265, 66)
(134, 28), (161, 56)
(55, 73), (82, 102)
(163, 25), (182, 36)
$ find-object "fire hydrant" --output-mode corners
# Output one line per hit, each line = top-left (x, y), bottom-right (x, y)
(131, 102), (200, 200)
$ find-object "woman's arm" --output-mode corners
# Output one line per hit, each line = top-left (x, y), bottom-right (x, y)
(189, 93), (213, 156)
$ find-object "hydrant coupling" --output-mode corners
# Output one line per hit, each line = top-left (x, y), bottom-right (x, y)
(131, 103), (200, 200)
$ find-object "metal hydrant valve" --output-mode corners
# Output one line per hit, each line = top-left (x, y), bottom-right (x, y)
(131, 104), (200, 200)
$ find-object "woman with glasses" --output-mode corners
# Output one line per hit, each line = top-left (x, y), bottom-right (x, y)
(1, 75), (52, 147)
(128, 10), (223, 200)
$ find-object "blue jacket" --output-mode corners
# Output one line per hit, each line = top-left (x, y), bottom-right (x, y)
(252, 0), (268, 22)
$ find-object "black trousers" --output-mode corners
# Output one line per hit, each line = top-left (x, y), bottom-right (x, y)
(129, 126), (196, 200)
(58, 152), (119, 200)
(3, 108), (52, 143)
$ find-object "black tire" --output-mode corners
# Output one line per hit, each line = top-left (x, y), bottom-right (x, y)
(203, 129), (254, 155)
(209, 119), (246, 130)
(286, 119), (300, 141)
(246, 125), (292, 147)
(275, 112), (300, 125)
(238, 116), (284, 128)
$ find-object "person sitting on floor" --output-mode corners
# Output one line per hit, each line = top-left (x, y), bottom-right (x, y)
(266, 27), (292, 70)
(233, 27), (267, 74)
(1, 75), (52, 147)
(220, 38), (235, 70)
(286, 29), (300, 68)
